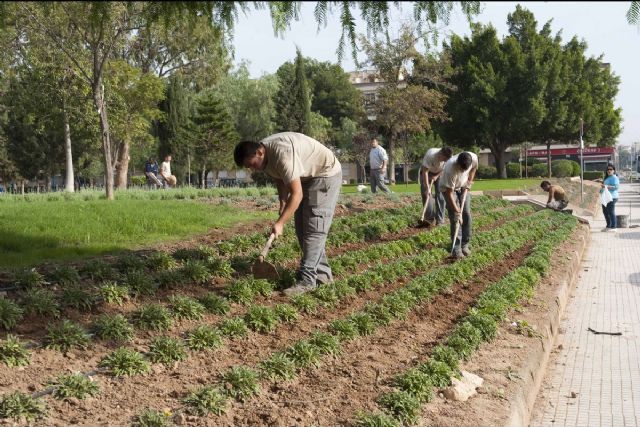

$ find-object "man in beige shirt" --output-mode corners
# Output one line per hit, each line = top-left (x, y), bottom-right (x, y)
(234, 132), (342, 296)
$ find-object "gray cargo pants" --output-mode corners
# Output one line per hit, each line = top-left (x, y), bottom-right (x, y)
(294, 172), (342, 286)
(420, 172), (445, 224)
(446, 189), (472, 252)
(370, 169), (390, 193)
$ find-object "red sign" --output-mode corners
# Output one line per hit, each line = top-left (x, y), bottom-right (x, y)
(527, 147), (614, 156)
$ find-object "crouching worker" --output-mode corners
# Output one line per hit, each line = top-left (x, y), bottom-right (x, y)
(441, 152), (478, 259)
(234, 132), (342, 296)
(540, 180), (569, 211)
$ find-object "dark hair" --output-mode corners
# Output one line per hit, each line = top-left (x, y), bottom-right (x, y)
(234, 140), (261, 167)
(606, 164), (616, 173)
(540, 180), (551, 189)
(440, 147), (453, 159)
(457, 152), (472, 170)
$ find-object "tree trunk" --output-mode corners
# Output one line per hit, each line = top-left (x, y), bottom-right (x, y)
(62, 106), (75, 193)
(491, 144), (508, 178)
(115, 140), (130, 189)
(46, 174), (52, 192)
(546, 140), (552, 178)
(388, 137), (395, 185)
(201, 166), (206, 189)
(93, 81), (115, 200)
(20, 180), (25, 194)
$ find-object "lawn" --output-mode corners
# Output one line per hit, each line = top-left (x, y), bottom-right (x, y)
(340, 178), (541, 193)
(0, 199), (271, 269)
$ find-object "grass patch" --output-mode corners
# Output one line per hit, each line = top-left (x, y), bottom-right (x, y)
(135, 304), (173, 331)
(340, 178), (540, 194)
(45, 320), (91, 352)
(100, 348), (150, 377)
(0, 391), (47, 422)
(183, 386), (227, 416)
(148, 336), (187, 365)
(0, 335), (30, 367)
(186, 325), (223, 351)
(221, 366), (261, 401)
(135, 408), (173, 427)
(0, 298), (23, 330)
(93, 314), (135, 343)
(47, 373), (100, 400)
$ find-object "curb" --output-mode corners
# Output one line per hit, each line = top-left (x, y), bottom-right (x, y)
(504, 225), (590, 427)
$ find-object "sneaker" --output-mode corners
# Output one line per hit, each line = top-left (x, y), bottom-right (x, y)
(452, 250), (464, 260)
(601, 227), (610, 232)
(610, 228), (617, 233)
(436, 221), (446, 226)
(283, 282), (318, 297)
(461, 245), (471, 256)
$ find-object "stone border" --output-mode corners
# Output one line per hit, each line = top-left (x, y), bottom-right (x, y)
(504, 224), (590, 427)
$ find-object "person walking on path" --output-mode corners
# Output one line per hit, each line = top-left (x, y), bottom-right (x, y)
(160, 155), (177, 188)
(234, 132), (342, 296)
(145, 157), (162, 189)
(541, 180), (569, 211)
(419, 147), (453, 225)
(369, 138), (391, 194)
(600, 164), (620, 232)
(441, 151), (478, 259)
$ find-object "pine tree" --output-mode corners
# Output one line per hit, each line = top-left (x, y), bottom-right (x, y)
(274, 48), (311, 134)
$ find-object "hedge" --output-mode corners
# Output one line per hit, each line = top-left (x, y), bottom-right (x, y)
(583, 171), (604, 180)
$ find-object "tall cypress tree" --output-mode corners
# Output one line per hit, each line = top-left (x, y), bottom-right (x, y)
(274, 48), (311, 134)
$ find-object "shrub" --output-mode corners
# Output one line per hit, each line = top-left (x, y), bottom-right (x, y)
(244, 305), (279, 333)
(183, 386), (227, 416)
(0, 391), (47, 422)
(198, 293), (230, 315)
(259, 353), (296, 381)
(22, 288), (60, 318)
(99, 282), (130, 305)
(148, 337), (187, 365)
(47, 373), (99, 400)
(477, 165), (497, 179)
(45, 320), (91, 352)
(221, 366), (261, 401)
(506, 163), (522, 178)
(100, 348), (150, 377)
(0, 335), (30, 367)
(0, 298), (24, 330)
(584, 170), (604, 180)
(551, 159), (576, 177)
(61, 286), (95, 312)
(531, 163), (548, 177)
(186, 325), (223, 351)
(93, 314), (134, 343)
(168, 295), (206, 320)
(135, 304), (173, 331)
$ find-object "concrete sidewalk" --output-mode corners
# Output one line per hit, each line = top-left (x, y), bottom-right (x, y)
(532, 182), (640, 427)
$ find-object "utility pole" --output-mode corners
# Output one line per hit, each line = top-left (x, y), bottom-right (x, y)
(580, 118), (584, 205)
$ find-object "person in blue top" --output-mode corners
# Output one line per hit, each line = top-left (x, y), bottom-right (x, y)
(600, 164), (620, 232)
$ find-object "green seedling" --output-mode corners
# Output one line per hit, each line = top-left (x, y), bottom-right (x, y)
(45, 320), (91, 352)
(47, 373), (99, 400)
(0, 335), (30, 367)
(148, 336), (187, 365)
(100, 347), (150, 377)
(93, 314), (134, 343)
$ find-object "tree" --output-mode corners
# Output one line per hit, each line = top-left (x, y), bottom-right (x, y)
(274, 48), (311, 134)
(628, 1), (639, 24)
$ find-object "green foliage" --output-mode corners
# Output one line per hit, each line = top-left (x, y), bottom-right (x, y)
(148, 336), (188, 365)
(506, 163), (522, 178)
(180, 260), (213, 285)
(477, 165), (498, 179)
(419, 359), (454, 388)
(0, 391), (47, 422)
(244, 305), (279, 333)
(431, 345), (460, 372)
(551, 160), (577, 178)
(135, 304), (173, 331)
(168, 295), (206, 320)
(275, 48), (311, 134)
(198, 293), (231, 315)
(349, 312), (377, 336)
(308, 331), (341, 356)
(93, 314), (134, 343)
(13, 269), (46, 288)
(466, 310), (498, 341)
(61, 286), (95, 312)
(49, 266), (80, 286)
(155, 270), (186, 289)
(290, 294), (318, 314)
(125, 270), (158, 297)
(329, 319), (359, 341)
(45, 320), (91, 352)
(531, 163), (548, 177)
(47, 373), (99, 400)
(0, 297), (24, 330)
(22, 288), (60, 318)
(377, 390), (421, 425)
(145, 252), (178, 271)
(99, 282), (130, 305)
(183, 386), (227, 416)
(259, 352), (296, 381)
(394, 368), (434, 403)
(285, 340), (321, 368)
(100, 348), (150, 377)
(186, 325), (223, 351)
(274, 303), (299, 323)
(116, 254), (146, 272)
(355, 412), (401, 427)
(0, 335), (31, 367)
(82, 261), (119, 282)
(219, 318), (248, 338)
(221, 366), (261, 401)
(226, 279), (258, 305)
(135, 409), (173, 427)
(584, 171), (604, 180)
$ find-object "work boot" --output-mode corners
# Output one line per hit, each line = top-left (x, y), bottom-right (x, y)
(316, 274), (334, 286)
(452, 249), (464, 260)
(462, 245), (471, 256)
(283, 281), (318, 297)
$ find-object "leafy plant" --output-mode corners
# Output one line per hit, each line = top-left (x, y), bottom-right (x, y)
(169, 295), (206, 320)
(290, 294), (318, 314)
(117, 254), (146, 272)
(82, 260), (119, 282)
(225, 280), (258, 305)
(21, 288), (60, 318)
(219, 318), (248, 338)
(99, 282), (130, 305)
(61, 286), (95, 312)
(135, 304), (173, 331)
(377, 391), (421, 425)
(285, 340), (321, 369)
(45, 320), (91, 352)
(180, 260), (213, 285)
(207, 258), (234, 278)
(0, 298), (24, 330)
(186, 325), (223, 351)
(0, 335), (30, 367)
(148, 336), (187, 365)
(308, 331), (340, 356)
(47, 373), (99, 400)
(349, 312), (377, 336)
(221, 366), (260, 401)
(125, 270), (158, 297)
(244, 305), (279, 333)
(100, 348), (150, 377)
(419, 359), (454, 388)
(355, 411), (401, 427)
(198, 293), (231, 315)
(135, 408), (173, 427)
(49, 266), (80, 286)
(93, 314), (134, 343)
(329, 319), (358, 341)
(183, 386), (227, 416)
(155, 270), (186, 289)
(312, 286), (339, 307)
(13, 268), (46, 288)
(259, 352), (296, 381)
(394, 368), (433, 403)
(431, 345), (460, 372)
(0, 391), (47, 422)
(145, 252), (178, 271)
(274, 304), (299, 323)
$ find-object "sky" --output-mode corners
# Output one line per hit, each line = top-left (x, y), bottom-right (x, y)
(231, 2), (640, 147)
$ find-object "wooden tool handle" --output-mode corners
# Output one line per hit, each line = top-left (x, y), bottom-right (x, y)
(259, 233), (276, 261)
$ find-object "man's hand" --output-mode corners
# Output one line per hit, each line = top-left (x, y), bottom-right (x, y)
(465, 180), (474, 190)
(454, 210), (463, 224)
(272, 221), (284, 239)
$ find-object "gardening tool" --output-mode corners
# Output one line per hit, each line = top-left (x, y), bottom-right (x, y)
(252, 233), (280, 280)
(417, 181), (436, 228)
(450, 189), (468, 256)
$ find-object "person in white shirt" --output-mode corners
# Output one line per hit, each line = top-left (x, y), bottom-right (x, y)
(419, 147), (453, 225)
(160, 155), (177, 188)
(440, 151), (478, 259)
(368, 138), (390, 193)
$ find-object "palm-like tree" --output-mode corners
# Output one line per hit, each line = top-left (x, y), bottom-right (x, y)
(629, 1), (639, 25)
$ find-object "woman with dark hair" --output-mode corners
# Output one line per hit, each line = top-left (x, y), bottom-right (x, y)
(600, 164), (620, 232)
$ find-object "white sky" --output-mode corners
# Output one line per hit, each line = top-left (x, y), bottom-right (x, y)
(231, 1), (640, 146)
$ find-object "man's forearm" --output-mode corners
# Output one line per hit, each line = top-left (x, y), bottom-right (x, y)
(444, 189), (458, 213)
(275, 180), (289, 209)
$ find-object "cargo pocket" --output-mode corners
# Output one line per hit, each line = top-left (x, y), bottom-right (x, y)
(310, 207), (331, 233)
